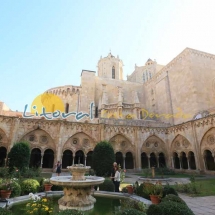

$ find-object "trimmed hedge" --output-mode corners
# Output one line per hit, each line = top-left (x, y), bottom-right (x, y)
(163, 184), (178, 197)
(10, 180), (21, 197)
(99, 179), (115, 192)
(8, 142), (31, 172)
(162, 194), (186, 205)
(0, 208), (13, 215)
(55, 209), (85, 215)
(116, 208), (146, 215)
(147, 201), (194, 215)
(92, 141), (115, 176)
(21, 179), (40, 195)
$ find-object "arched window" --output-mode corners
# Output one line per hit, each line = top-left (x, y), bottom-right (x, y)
(65, 103), (69, 113)
(149, 72), (152, 79)
(112, 66), (115, 79)
(146, 71), (148, 81)
(143, 73), (145, 82)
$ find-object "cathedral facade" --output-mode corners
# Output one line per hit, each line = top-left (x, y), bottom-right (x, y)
(0, 48), (215, 173)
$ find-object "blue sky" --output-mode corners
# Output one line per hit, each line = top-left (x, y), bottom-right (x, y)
(1, 0), (215, 111)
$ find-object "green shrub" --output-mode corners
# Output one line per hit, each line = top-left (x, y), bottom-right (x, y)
(147, 201), (194, 215)
(174, 182), (200, 194)
(162, 194), (186, 205)
(51, 184), (63, 191)
(99, 179), (115, 192)
(55, 209), (85, 215)
(121, 187), (128, 193)
(163, 184), (178, 197)
(92, 141), (115, 176)
(8, 142), (31, 172)
(0, 167), (10, 178)
(136, 183), (150, 200)
(155, 167), (175, 175)
(141, 168), (151, 178)
(146, 204), (161, 215)
(115, 208), (146, 215)
(22, 167), (42, 178)
(10, 180), (21, 197)
(0, 208), (13, 215)
(21, 179), (40, 195)
(120, 199), (147, 212)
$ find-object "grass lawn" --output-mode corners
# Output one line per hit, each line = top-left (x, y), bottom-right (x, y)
(41, 172), (52, 178)
(135, 173), (205, 178)
(170, 178), (215, 197)
(190, 178), (215, 196)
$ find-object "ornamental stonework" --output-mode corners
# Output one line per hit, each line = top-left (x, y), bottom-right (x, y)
(182, 139), (189, 148)
(207, 135), (215, 145)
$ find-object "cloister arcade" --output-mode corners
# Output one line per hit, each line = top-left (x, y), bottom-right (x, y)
(141, 135), (167, 168)
(0, 127), (215, 172)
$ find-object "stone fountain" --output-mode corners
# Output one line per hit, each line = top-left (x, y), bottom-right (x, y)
(50, 164), (104, 211)
(138, 167), (171, 184)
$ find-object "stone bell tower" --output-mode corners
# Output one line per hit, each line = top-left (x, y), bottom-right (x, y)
(97, 52), (123, 80)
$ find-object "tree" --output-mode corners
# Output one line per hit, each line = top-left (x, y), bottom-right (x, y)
(92, 141), (115, 176)
(8, 142), (31, 172)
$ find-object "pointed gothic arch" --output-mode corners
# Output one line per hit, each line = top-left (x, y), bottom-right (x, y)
(109, 133), (133, 154)
(141, 135), (166, 166)
(63, 132), (96, 155)
(171, 134), (192, 157)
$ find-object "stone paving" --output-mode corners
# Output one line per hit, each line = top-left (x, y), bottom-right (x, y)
(178, 194), (215, 215)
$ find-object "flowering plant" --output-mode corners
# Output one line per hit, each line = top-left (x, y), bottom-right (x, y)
(43, 178), (52, 185)
(118, 164), (126, 183)
(0, 179), (14, 191)
(25, 193), (53, 215)
(143, 183), (163, 198)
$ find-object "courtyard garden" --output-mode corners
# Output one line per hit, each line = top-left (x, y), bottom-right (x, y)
(0, 140), (214, 214)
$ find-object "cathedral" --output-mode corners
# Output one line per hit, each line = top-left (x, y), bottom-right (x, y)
(0, 47), (215, 173)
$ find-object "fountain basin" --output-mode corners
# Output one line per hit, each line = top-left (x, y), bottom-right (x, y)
(50, 176), (104, 187)
(138, 177), (171, 184)
(67, 165), (91, 181)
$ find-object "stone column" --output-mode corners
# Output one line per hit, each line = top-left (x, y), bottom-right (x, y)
(179, 157), (182, 169)
(148, 156), (150, 168)
(41, 153), (44, 168)
(187, 156), (190, 170)
(156, 156), (159, 168)
(171, 156), (174, 169)
(85, 155), (87, 166)
(123, 155), (126, 169)
(73, 156), (75, 165)
(203, 155), (207, 170)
